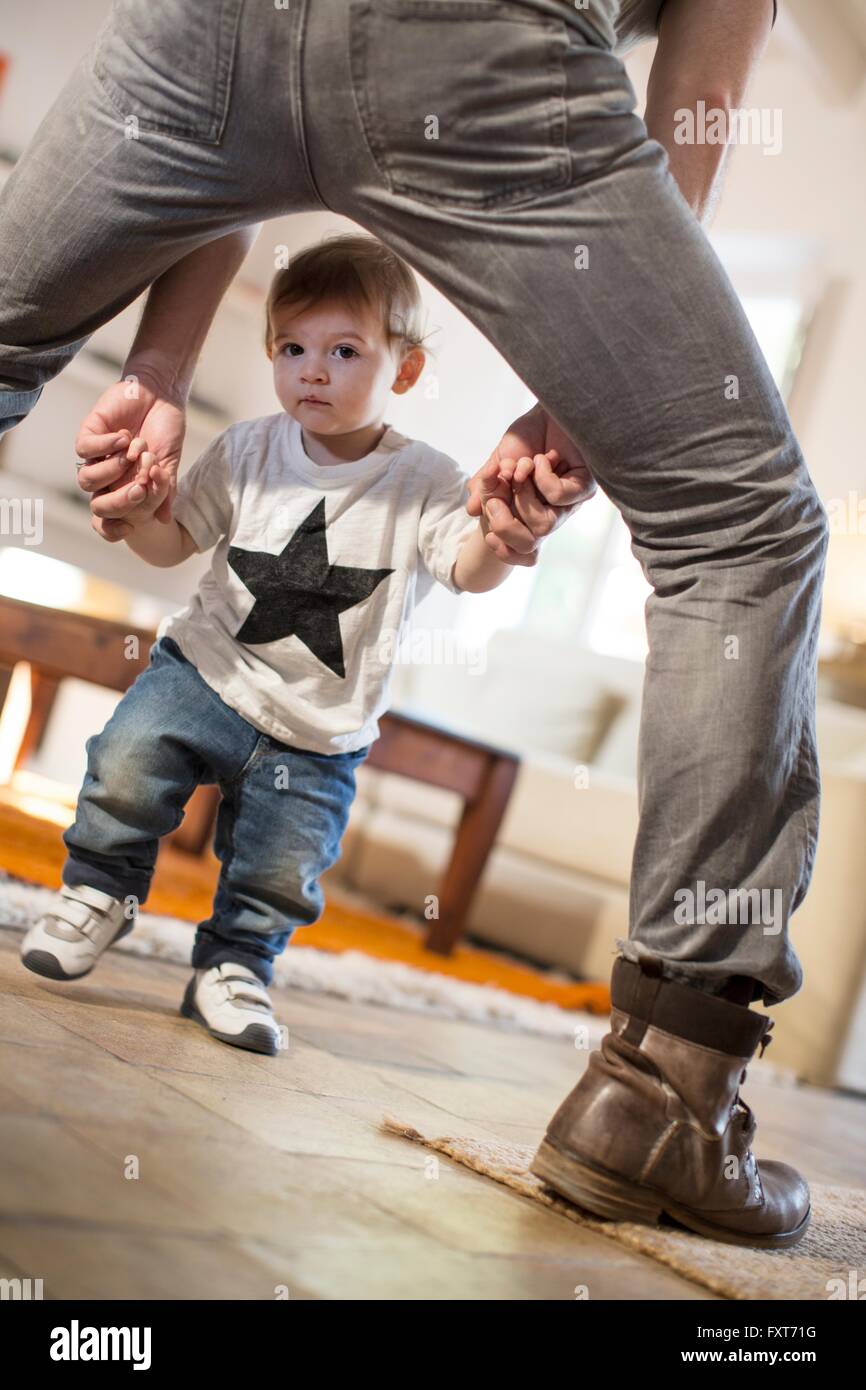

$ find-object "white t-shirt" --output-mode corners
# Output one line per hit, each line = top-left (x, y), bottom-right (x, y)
(157, 412), (478, 754)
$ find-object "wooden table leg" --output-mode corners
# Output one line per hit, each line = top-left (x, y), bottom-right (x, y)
(425, 754), (519, 956)
(13, 665), (61, 772)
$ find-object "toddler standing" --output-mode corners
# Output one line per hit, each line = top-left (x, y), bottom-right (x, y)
(20, 234), (557, 1054)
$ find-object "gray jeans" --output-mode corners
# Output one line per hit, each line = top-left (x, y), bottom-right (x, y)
(0, 0), (828, 1006)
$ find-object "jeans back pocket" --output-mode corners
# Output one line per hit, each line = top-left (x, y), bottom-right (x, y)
(92, 0), (245, 145)
(348, 0), (571, 210)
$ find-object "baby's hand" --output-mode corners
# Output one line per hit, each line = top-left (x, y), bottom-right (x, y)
(96, 451), (170, 535)
(495, 449), (560, 492)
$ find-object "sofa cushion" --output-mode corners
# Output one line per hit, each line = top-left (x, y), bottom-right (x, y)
(396, 628), (631, 762)
(356, 749), (637, 885)
(592, 697), (642, 779)
(500, 755), (638, 884)
(338, 802), (630, 977)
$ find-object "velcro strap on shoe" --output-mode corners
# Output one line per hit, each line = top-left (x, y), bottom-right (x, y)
(60, 884), (119, 914)
(218, 968), (271, 1004)
(225, 981), (272, 1009)
(49, 899), (95, 930)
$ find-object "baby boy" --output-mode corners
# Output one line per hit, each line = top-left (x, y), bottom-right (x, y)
(20, 233), (564, 1055)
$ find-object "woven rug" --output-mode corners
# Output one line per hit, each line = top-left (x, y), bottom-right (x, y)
(381, 1117), (866, 1301)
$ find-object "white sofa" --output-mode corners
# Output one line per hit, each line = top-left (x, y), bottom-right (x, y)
(332, 628), (866, 1093)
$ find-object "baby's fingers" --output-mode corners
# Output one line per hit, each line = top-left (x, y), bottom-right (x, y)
(511, 452), (550, 488)
(143, 454), (170, 494)
(479, 454), (513, 503)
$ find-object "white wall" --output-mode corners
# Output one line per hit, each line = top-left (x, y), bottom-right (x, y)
(627, 16), (866, 629)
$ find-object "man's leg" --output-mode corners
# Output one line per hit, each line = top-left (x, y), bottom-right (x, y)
(299, 1), (828, 1008)
(0, 0), (324, 434)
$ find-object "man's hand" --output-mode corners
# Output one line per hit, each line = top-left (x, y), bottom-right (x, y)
(75, 376), (186, 542)
(75, 229), (261, 543)
(472, 451), (559, 567)
(467, 403), (597, 562)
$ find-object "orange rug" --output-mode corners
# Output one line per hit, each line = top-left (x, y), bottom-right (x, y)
(0, 784), (610, 1015)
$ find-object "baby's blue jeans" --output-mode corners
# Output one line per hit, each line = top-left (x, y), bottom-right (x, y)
(61, 635), (371, 986)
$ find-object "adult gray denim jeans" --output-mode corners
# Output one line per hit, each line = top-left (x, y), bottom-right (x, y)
(0, 0), (829, 1005)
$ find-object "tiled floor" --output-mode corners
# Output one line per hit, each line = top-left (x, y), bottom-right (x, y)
(1, 929), (863, 1300)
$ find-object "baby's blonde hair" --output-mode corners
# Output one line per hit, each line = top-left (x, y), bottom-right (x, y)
(264, 233), (432, 360)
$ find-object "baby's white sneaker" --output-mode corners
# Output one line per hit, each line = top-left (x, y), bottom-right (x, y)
(180, 963), (282, 1055)
(20, 883), (134, 980)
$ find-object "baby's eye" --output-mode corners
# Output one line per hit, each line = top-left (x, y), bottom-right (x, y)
(334, 345), (358, 360)
(281, 342), (302, 356)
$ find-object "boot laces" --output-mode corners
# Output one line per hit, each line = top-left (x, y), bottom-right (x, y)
(729, 1025), (773, 1137)
(733, 1095), (757, 1137)
(737, 1100), (763, 1202)
(758, 1021), (774, 1058)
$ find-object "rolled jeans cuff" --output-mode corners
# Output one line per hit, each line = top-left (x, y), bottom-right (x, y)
(0, 385), (44, 437)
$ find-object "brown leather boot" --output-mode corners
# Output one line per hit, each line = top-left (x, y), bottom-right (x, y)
(530, 956), (811, 1248)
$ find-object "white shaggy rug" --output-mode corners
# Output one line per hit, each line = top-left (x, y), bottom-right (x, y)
(0, 868), (799, 1086)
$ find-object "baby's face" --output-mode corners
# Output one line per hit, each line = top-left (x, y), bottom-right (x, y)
(269, 298), (410, 436)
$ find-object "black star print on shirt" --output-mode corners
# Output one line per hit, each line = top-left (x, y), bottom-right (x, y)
(227, 498), (393, 678)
